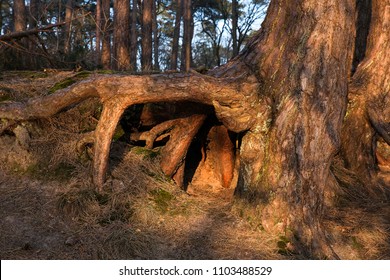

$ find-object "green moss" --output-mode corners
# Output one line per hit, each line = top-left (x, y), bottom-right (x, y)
(0, 93), (11, 102)
(277, 235), (291, 255)
(74, 70), (92, 79)
(132, 146), (160, 160)
(96, 69), (116, 75)
(149, 188), (175, 213)
(113, 126), (125, 141)
(51, 162), (76, 180)
(48, 71), (92, 94)
(48, 78), (77, 94)
(351, 236), (364, 250)
(0, 86), (13, 102)
(10, 71), (48, 79)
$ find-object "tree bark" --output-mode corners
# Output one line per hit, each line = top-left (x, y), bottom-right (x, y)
(341, 0), (390, 187)
(170, 0), (182, 70)
(181, 0), (192, 72)
(114, 0), (131, 70)
(142, 0), (153, 72)
(152, 0), (160, 71)
(13, 0), (26, 32)
(101, 0), (111, 69)
(216, 0), (356, 257)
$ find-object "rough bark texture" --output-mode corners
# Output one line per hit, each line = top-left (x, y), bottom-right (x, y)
(341, 0), (390, 187)
(114, 0), (131, 70)
(213, 0), (356, 257)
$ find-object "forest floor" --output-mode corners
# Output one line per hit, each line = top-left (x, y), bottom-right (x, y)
(1, 71), (389, 260)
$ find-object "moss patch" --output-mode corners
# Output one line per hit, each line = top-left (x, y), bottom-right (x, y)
(149, 188), (175, 213)
(48, 78), (77, 94)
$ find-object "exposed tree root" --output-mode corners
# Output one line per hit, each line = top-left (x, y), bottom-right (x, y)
(0, 72), (259, 190)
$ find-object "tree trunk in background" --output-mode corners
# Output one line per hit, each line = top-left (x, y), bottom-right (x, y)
(12, 0), (26, 69)
(170, 0), (182, 70)
(231, 0), (238, 57)
(114, 0), (131, 70)
(96, 0), (102, 66)
(142, 0), (153, 72)
(13, 0), (26, 32)
(64, 0), (74, 55)
(181, 0), (192, 72)
(341, 0), (390, 187)
(152, 0), (160, 71)
(130, 0), (138, 71)
(28, 0), (39, 29)
(0, 0), (3, 34)
(101, 0), (111, 69)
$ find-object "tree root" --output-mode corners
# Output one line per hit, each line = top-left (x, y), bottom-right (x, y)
(0, 73), (258, 190)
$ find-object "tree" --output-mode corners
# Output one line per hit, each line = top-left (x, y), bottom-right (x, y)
(64, 0), (74, 55)
(0, 0), (389, 258)
(130, 0), (138, 71)
(101, 0), (111, 69)
(95, 0), (102, 66)
(142, 0), (153, 72)
(13, 0), (26, 32)
(170, 0), (182, 70)
(181, 0), (192, 71)
(113, 0), (131, 70)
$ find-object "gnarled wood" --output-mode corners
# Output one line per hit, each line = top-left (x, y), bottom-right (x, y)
(341, 0), (390, 186)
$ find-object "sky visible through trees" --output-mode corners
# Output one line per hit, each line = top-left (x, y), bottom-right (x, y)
(0, 0), (269, 71)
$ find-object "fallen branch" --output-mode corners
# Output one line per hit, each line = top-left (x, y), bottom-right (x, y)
(0, 23), (67, 42)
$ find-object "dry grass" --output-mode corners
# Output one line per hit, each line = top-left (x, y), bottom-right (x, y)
(1, 71), (389, 260)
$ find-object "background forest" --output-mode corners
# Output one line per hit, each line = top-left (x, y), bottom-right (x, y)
(0, 0), (269, 71)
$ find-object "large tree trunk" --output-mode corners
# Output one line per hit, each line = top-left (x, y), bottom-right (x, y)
(114, 0), (131, 70)
(1, 0), (388, 259)
(141, 0), (153, 72)
(214, 0), (356, 257)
